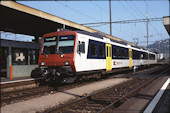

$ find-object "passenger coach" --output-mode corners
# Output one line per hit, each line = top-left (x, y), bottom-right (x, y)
(31, 29), (157, 83)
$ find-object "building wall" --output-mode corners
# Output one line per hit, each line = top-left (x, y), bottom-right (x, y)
(12, 65), (38, 78)
(0, 39), (40, 79)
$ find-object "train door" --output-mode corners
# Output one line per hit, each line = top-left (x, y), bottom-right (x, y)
(106, 44), (112, 71)
(129, 49), (132, 68)
(76, 36), (87, 72)
(148, 53), (150, 65)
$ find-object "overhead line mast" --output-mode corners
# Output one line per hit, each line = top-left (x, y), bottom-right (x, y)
(146, 3), (149, 49)
(109, 0), (112, 36)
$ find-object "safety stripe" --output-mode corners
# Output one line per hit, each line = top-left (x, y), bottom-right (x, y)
(10, 65), (13, 80)
(143, 78), (170, 113)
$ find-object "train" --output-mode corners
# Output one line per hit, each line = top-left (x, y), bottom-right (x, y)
(31, 29), (157, 83)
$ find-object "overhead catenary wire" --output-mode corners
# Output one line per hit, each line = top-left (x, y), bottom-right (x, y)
(117, 1), (139, 19)
(56, 1), (99, 22)
(89, 1), (122, 21)
(130, 1), (146, 18)
(126, 1), (144, 19)
(144, 0), (158, 18)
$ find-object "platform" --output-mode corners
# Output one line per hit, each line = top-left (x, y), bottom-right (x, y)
(0, 76), (37, 89)
(112, 76), (170, 113)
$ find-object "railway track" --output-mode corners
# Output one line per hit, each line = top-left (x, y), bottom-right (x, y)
(45, 66), (169, 113)
(1, 77), (110, 106)
(1, 85), (53, 106)
(0, 64), (165, 107)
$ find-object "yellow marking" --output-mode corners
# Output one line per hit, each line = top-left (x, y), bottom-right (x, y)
(53, 37), (56, 40)
(106, 44), (112, 72)
(129, 49), (132, 68)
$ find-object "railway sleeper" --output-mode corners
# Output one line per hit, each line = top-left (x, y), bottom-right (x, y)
(68, 105), (102, 112)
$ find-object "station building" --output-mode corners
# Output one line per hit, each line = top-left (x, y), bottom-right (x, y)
(0, 39), (40, 79)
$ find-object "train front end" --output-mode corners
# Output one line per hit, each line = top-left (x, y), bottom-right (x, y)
(31, 31), (77, 83)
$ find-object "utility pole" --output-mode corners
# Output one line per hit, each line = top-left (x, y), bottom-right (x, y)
(146, 20), (149, 48)
(109, 0), (112, 36)
(146, 4), (149, 49)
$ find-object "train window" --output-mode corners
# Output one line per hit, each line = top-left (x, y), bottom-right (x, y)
(146, 53), (148, 59)
(119, 48), (122, 58)
(124, 49), (128, 58)
(142, 53), (145, 59)
(79, 42), (85, 53)
(132, 51), (136, 59)
(122, 48), (125, 58)
(150, 54), (155, 60)
(109, 46), (112, 57)
(90, 43), (97, 56)
(112, 47), (117, 58)
(77, 41), (80, 53)
(99, 45), (104, 57)
(138, 51), (141, 59)
(117, 48), (119, 58)
(106, 46), (109, 57)
(132, 50), (140, 59)
(136, 51), (139, 59)
(143, 53), (147, 59)
(153, 55), (155, 60)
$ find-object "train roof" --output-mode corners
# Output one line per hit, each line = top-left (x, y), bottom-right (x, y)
(76, 31), (104, 39)
(57, 29), (156, 54)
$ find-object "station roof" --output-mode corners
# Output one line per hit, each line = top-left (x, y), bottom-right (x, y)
(163, 16), (170, 35)
(0, 1), (126, 42)
(0, 39), (40, 49)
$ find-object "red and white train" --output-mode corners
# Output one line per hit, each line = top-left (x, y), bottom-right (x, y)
(31, 29), (157, 83)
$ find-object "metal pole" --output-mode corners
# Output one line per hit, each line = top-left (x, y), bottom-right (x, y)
(109, 0), (112, 36)
(146, 20), (149, 49)
(146, 3), (149, 49)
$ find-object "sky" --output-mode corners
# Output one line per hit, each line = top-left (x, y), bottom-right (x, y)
(1, 0), (169, 47)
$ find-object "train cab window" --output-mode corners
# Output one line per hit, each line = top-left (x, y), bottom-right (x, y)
(57, 35), (75, 54)
(99, 45), (104, 57)
(41, 35), (75, 54)
(90, 43), (97, 56)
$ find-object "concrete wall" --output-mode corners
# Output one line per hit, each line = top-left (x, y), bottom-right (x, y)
(12, 65), (38, 78)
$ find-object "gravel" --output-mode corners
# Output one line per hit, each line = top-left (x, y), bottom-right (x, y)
(1, 78), (129, 113)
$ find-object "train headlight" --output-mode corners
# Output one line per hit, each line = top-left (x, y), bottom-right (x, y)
(64, 61), (70, 66)
(40, 62), (45, 66)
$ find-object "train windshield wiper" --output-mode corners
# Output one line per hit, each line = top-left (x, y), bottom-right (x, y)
(56, 48), (65, 56)
(43, 51), (48, 57)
